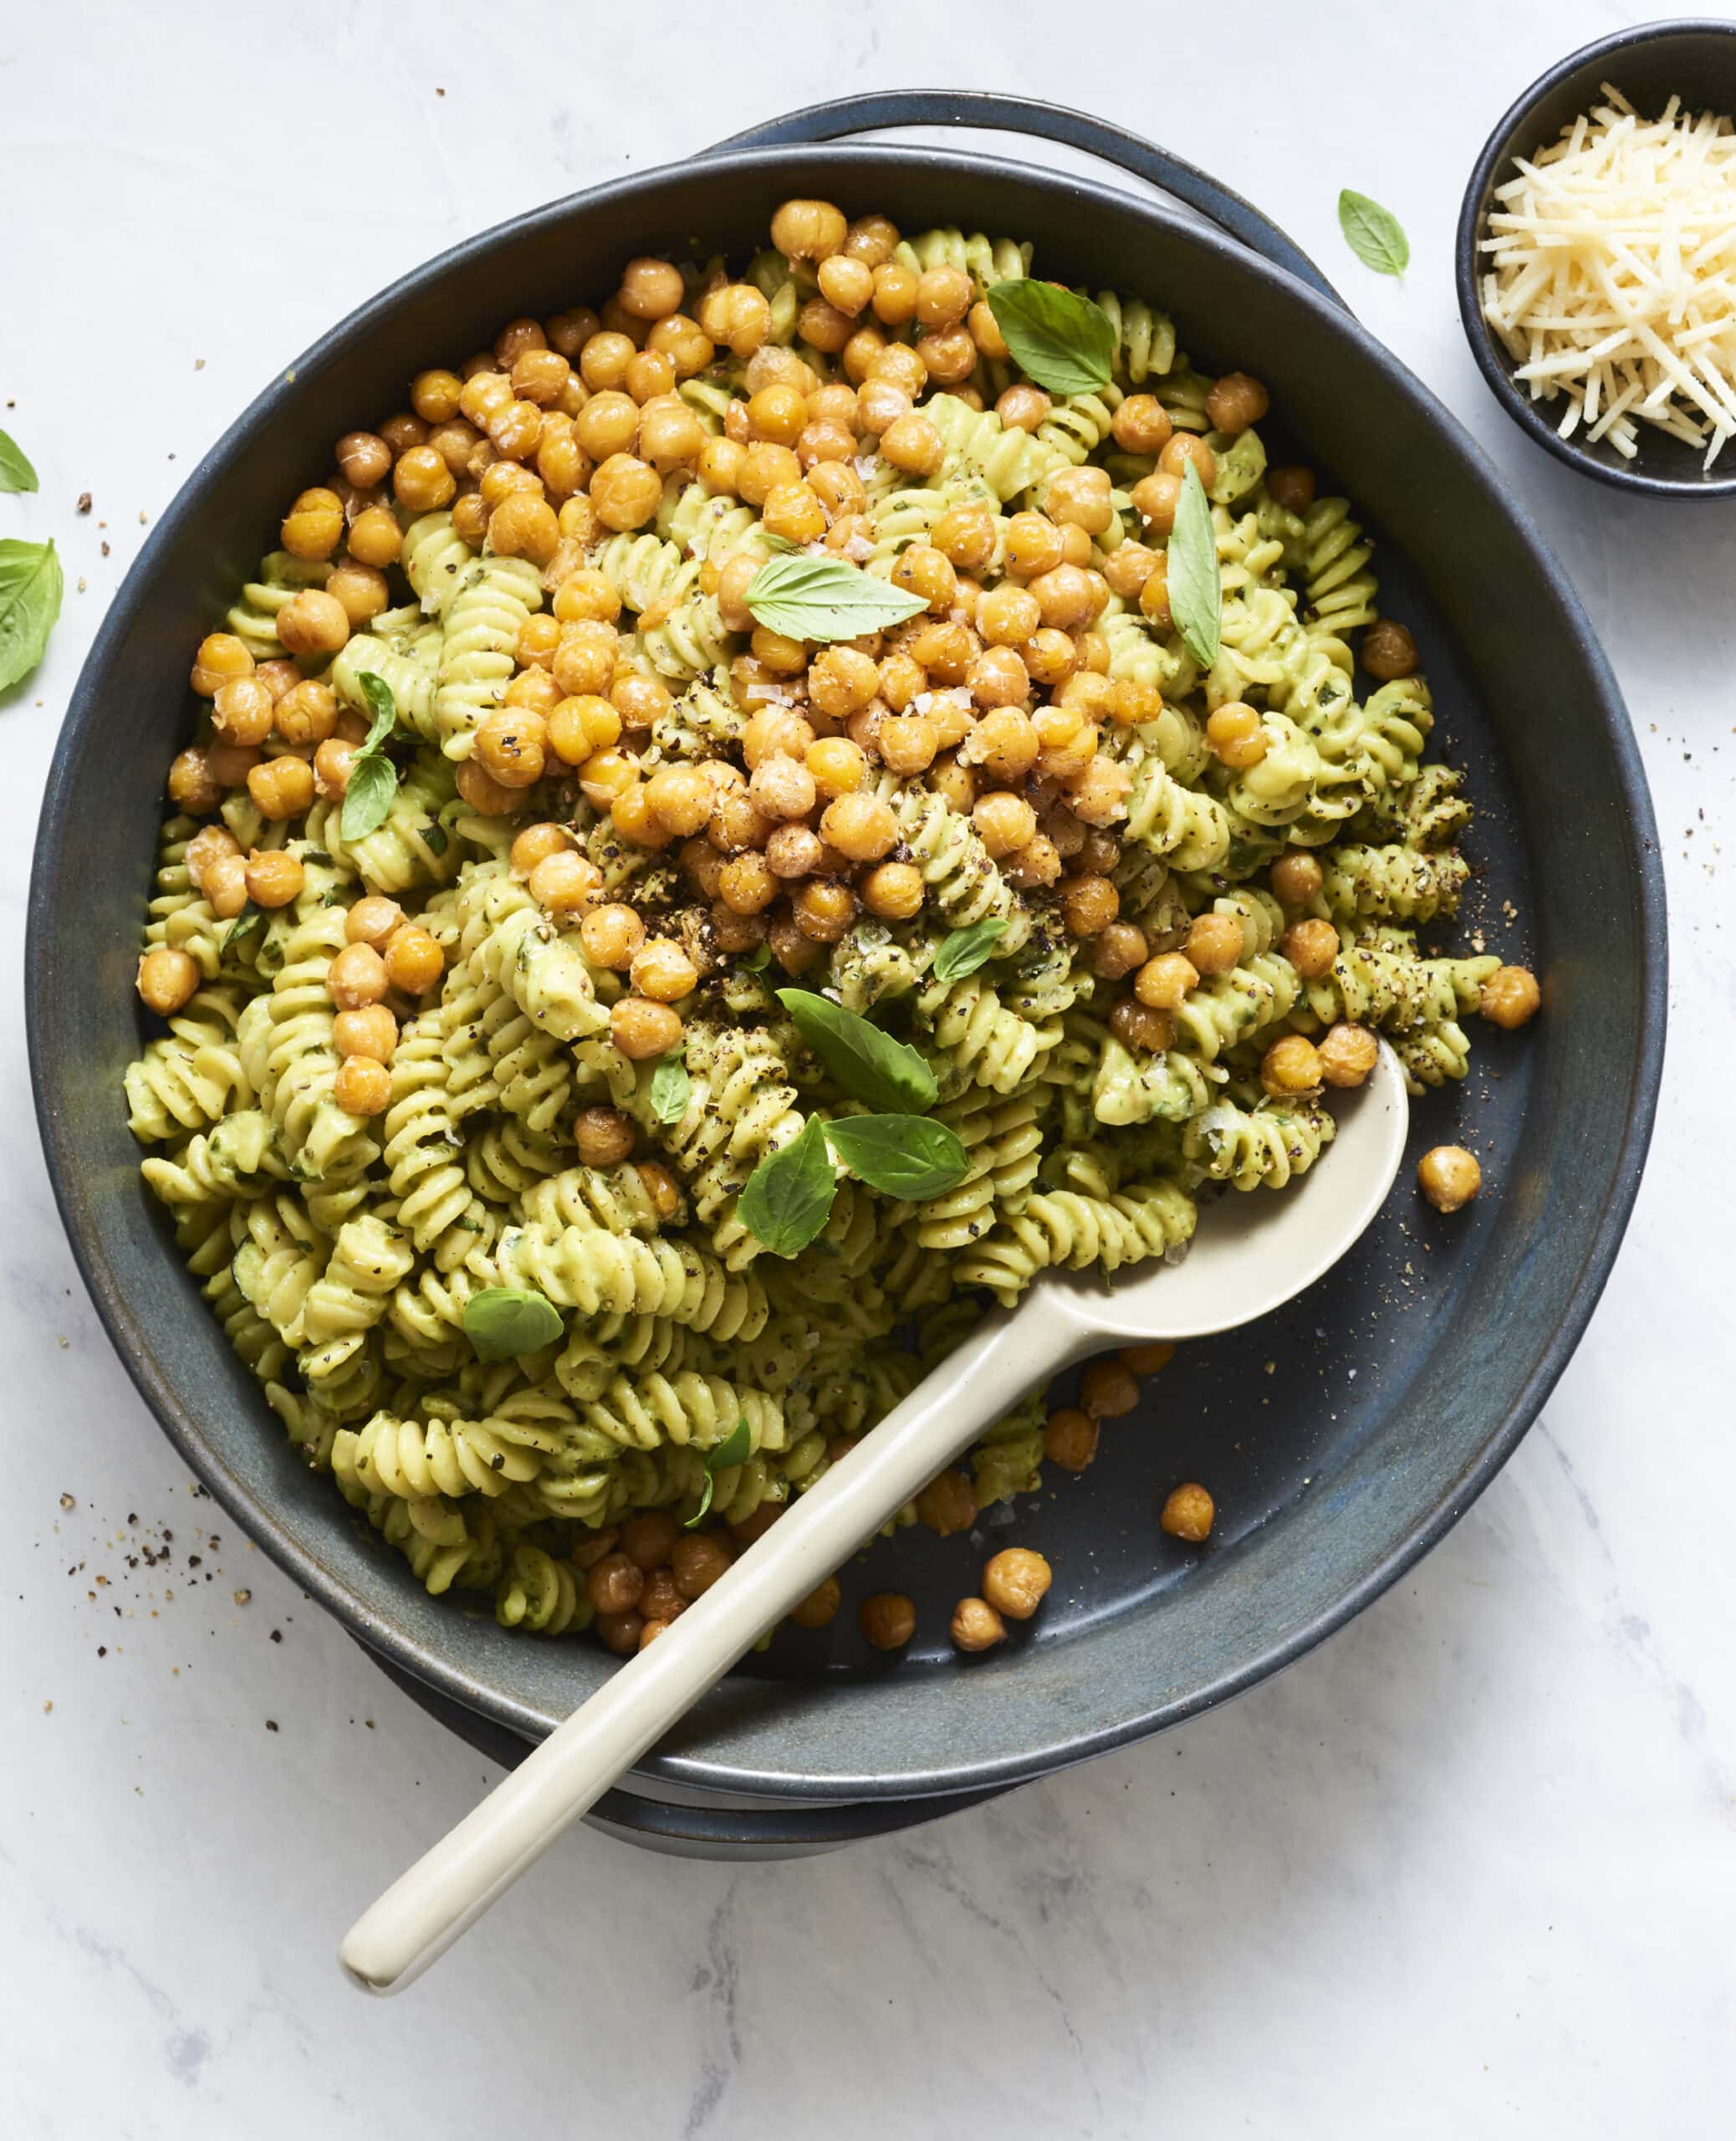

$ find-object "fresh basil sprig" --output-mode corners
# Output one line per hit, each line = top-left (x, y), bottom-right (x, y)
(222, 901), (267, 956)
(932, 918), (1008, 983)
(1167, 461), (1221, 670)
(463, 1286), (564, 1362)
(1338, 190), (1409, 278)
(985, 281), (1116, 396)
(825, 1115), (968, 1199)
(0, 430), (39, 494)
(648, 1050), (692, 1124)
(776, 988), (937, 1113)
(685, 1417), (754, 1529)
(741, 942), (772, 973)
(0, 538), (62, 692)
(745, 553), (927, 643)
(338, 672), (401, 840)
(735, 1115), (835, 1259)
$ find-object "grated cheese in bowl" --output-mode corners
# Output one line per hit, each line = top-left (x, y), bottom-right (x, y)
(1478, 84), (1736, 468)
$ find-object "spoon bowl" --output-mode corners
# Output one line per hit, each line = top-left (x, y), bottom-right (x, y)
(340, 1045), (1409, 1994)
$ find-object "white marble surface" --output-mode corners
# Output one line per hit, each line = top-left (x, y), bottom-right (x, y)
(3, 2), (1733, 2131)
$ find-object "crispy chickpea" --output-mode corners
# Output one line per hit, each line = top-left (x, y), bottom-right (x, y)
(746, 382), (808, 447)
(1044, 1406), (1100, 1471)
(244, 755), (314, 820)
(327, 941), (388, 1011)
(472, 709), (547, 790)
(905, 616), (971, 682)
(1159, 433), (1218, 489)
(345, 897), (404, 947)
(671, 1530), (734, 1601)
(860, 1592), (916, 1651)
(590, 452), (661, 529)
(638, 764), (710, 841)
(183, 825), (242, 892)
(915, 325), (977, 385)
(968, 791), (1034, 861)
(870, 260), (919, 325)
(595, 1611), (644, 1658)
(459, 369), (513, 427)
(1261, 1034), (1324, 1096)
(1481, 964), (1541, 1030)
(1270, 851), (1325, 908)
(450, 493), (489, 545)
(631, 938), (699, 1003)
(1361, 617), (1424, 682)
(1137, 555), (1172, 631)
(1003, 514), (1065, 581)
(856, 377), (910, 436)
(527, 851), (601, 917)
(243, 848), (305, 911)
(1160, 1483), (1215, 1543)
(1058, 873), (1120, 938)
(638, 396), (705, 470)
(761, 480), (827, 547)
(911, 264), (969, 330)
(487, 491), (559, 565)
(1186, 912), (1243, 977)
(382, 925), (445, 995)
(1269, 910), (1337, 982)
(928, 503), (994, 574)
(636, 1161), (682, 1221)
(575, 749), (636, 810)
(135, 946), (199, 1015)
(790, 1576), (842, 1631)
(738, 442), (803, 507)
(1111, 392), (1173, 455)
(914, 1468), (978, 1538)
(615, 255), (685, 321)
(982, 1548), (1052, 1622)
(748, 754), (817, 824)
(391, 442), (457, 513)
(1266, 463), (1316, 514)
(572, 1106), (636, 1169)
(1418, 1145), (1482, 1213)
(587, 1552), (646, 1617)
(1318, 1022), (1380, 1088)
(1065, 755), (1129, 830)
(1130, 469), (1183, 537)
(1135, 953), (1199, 1009)
(334, 430), (393, 488)
(794, 878), (855, 942)
(211, 675), (275, 748)
(771, 197), (846, 261)
(768, 914), (822, 974)
(280, 486), (345, 561)
(855, 860), (922, 920)
(544, 694), (620, 771)
(574, 388), (639, 460)
(190, 632), (254, 698)
(576, 899), (647, 974)
(578, 331), (636, 392)
(1103, 540), (1160, 600)
(1044, 464), (1115, 535)
(880, 411), (944, 476)
(819, 792), (896, 861)
(637, 1569), (686, 1626)
(1028, 564), (1095, 631)
(1082, 1359), (1139, 1418)
(1006, 833), (1063, 889)
(330, 1004), (396, 1067)
(995, 383), (1051, 432)
(1092, 922), (1149, 981)
(1023, 627), (1077, 690)
(697, 283), (771, 359)
(1115, 1342), (1173, 1377)
(807, 647), (879, 723)
(552, 567), (622, 626)
(950, 1597), (1007, 1653)
(332, 1055), (391, 1116)
(967, 648), (1031, 715)
(324, 560), (391, 626)
(816, 253), (874, 315)
(610, 995), (683, 1060)
(714, 852), (776, 917)
(551, 620), (618, 701)
(805, 735), (867, 799)
(876, 713), (939, 776)
(1205, 370), (1269, 435)
(929, 754), (979, 816)
(1110, 996), (1174, 1052)
(409, 369), (464, 425)
(274, 589), (350, 658)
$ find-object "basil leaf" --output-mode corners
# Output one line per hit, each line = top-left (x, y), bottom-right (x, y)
(0, 429), (39, 493)
(746, 553), (927, 643)
(684, 1417), (754, 1529)
(1167, 461), (1220, 670)
(985, 281), (1116, 396)
(423, 823), (448, 856)
(932, 918), (1008, 983)
(649, 1050), (691, 1124)
(762, 532), (802, 553)
(340, 753), (398, 841)
(463, 1285), (564, 1362)
(1338, 190), (1409, 278)
(222, 902), (266, 954)
(825, 1114), (969, 1199)
(776, 988), (937, 1113)
(737, 1116), (835, 1258)
(354, 669), (399, 753)
(742, 943), (772, 972)
(0, 538), (62, 692)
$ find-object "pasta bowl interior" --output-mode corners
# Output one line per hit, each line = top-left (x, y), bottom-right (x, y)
(31, 141), (1663, 1804)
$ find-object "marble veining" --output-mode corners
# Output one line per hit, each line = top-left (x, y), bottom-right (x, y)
(3, 3), (1733, 2134)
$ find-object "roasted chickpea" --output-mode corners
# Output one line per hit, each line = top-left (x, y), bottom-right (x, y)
(211, 675), (275, 748)
(804, 735), (867, 800)
(324, 560), (391, 626)
(817, 253), (875, 315)
(950, 1597), (1007, 1653)
(1092, 922), (1149, 981)
(1006, 832), (1063, 889)
(382, 926), (445, 996)
(738, 442), (803, 507)
(1136, 555), (1172, 631)
(965, 648), (1030, 714)
(568, 1106), (634, 1172)
(631, 938), (699, 1003)
(1028, 564), (1095, 631)
(590, 452), (661, 530)
(794, 878), (855, 942)
(1266, 463), (1317, 514)
(391, 442), (457, 513)
(636, 1161), (682, 1220)
(1158, 432), (1217, 488)
(982, 1548), (1052, 1622)
(1160, 1484), (1215, 1542)
(245, 754), (315, 820)
(876, 713), (938, 777)
(968, 790), (1035, 861)
(551, 620), (618, 700)
(870, 260), (919, 325)
(671, 1530), (734, 1601)
(1103, 540), (1160, 601)
(331, 1003), (398, 1066)
(880, 411), (944, 476)
(768, 914), (821, 974)
(335, 429), (395, 487)
(1022, 627), (1077, 690)
(528, 851), (603, 917)
(243, 848), (305, 910)
(1044, 1406), (1100, 1471)
(1418, 1145), (1482, 1213)
(641, 764), (712, 841)
(1110, 995), (1174, 1052)
(135, 947), (199, 1016)
(1044, 464), (1115, 535)
(1186, 911), (1243, 977)
(1130, 470), (1183, 538)
(638, 396), (706, 470)
(1281, 918), (1339, 981)
(189, 632), (254, 699)
(610, 995), (682, 1060)
(280, 487), (345, 561)
(1480, 964), (1541, 1030)
(914, 1469), (978, 1539)
(1134, 953), (1199, 1009)
(577, 330), (636, 392)
(332, 1055), (391, 1116)
(472, 709), (547, 789)
(1081, 1359), (1139, 1418)
(1270, 851), (1325, 909)
(580, 903), (646, 971)
(1003, 514), (1065, 581)
(1111, 392), (1173, 454)
(486, 491), (559, 565)
(1260, 1034), (1324, 1096)
(1318, 1023), (1380, 1088)
(860, 1592), (917, 1651)
(616, 255), (685, 321)
(771, 197), (847, 261)
(852, 861), (919, 921)
(697, 283), (772, 359)
(856, 377), (911, 436)
(328, 941), (389, 1011)
(595, 1610), (645, 1658)
(790, 1577), (842, 1631)
(808, 648), (879, 723)
(915, 325), (977, 385)
(548, 693), (622, 769)
(586, 1552), (646, 1617)
(995, 383), (1051, 433)
(274, 589), (350, 658)
(346, 896), (404, 947)
(1058, 873), (1120, 937)
(1205, 370), (1269, 435)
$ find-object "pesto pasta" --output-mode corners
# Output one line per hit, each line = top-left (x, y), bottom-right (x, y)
(126, 193), (1537, 1660)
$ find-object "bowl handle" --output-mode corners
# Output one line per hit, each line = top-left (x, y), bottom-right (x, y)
(707, 91), (1345, 311)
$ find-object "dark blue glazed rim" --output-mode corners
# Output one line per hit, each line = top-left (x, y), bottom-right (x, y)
(29, 93), (1666, 1826)
(1456, 20), (1736, 496)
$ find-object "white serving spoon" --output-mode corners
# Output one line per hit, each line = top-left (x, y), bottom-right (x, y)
(342, 1042), (1408, 1993)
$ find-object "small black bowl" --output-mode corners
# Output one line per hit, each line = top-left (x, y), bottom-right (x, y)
(1457, 19), (1736, 496)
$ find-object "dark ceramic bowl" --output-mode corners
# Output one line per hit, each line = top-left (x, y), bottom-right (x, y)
(30, 95), (1666, 1830)
(1456, 20), (1736, 496)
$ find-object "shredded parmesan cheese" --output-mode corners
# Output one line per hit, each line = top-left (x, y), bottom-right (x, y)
(1478, 84), (1736, 467)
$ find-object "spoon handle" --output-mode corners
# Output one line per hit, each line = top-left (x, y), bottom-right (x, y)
(340, 1289), (1085, 1994)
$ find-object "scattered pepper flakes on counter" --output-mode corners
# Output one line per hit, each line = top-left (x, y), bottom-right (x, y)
(264, 1719), (278, 1733)
(233, 1589), (251, 1606)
